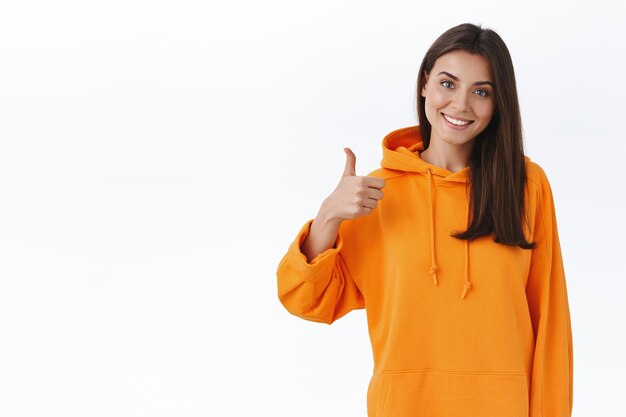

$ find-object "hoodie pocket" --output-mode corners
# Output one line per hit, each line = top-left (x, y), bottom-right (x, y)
(377, 369), (530, 417)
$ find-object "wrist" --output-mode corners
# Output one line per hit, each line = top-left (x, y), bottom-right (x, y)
(316, 202), (342, 228)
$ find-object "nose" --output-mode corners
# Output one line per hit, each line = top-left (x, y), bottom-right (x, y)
(452, 91), (469, 111)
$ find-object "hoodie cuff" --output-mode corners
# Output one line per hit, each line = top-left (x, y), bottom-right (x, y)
(286, 218), (344, 282)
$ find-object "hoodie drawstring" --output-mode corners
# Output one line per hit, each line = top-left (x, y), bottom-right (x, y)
(426, 168), (472, 300)
(461, 195), (473, 299)
(426, 169), (438, 286)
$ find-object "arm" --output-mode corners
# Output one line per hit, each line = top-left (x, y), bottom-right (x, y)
(300, 208), (343, 263)
(276, 215), (365, 325)
(526, 168), (574, 417)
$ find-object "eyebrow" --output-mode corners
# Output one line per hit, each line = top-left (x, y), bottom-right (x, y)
(437, 71), (494, 88)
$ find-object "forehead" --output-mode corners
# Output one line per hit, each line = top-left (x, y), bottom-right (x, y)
(431, 50), (493, 80)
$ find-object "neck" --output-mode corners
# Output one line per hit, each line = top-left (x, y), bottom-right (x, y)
(418, 139), (473, 173)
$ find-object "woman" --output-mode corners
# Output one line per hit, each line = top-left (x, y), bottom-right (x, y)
(276, 23), (573, 417)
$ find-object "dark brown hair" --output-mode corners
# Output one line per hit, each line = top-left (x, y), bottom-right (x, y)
(416, 23), (536, 249)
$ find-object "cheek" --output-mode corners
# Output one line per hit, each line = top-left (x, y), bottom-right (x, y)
(426, 89), (448, 108)
(424, 91), (448, 121)
(475, 100), (496, 120)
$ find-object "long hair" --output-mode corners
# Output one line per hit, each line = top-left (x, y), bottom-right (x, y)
(416, 23), (536, 249)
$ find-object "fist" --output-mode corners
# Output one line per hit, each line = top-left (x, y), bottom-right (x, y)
(322, 147), (386, 222)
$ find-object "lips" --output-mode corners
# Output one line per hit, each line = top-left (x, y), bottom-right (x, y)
(441, 112), (475, 130)
(442, 112), (473, 124)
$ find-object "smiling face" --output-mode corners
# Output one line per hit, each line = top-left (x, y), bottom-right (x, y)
(421, 49), (496, 149)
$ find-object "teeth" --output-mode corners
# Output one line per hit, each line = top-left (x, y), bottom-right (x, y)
(443, 114), (471, 126)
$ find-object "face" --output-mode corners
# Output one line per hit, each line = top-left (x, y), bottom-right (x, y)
(421, 49), (496, 148)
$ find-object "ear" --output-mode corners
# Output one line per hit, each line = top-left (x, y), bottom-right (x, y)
(421, 72), (429, 97)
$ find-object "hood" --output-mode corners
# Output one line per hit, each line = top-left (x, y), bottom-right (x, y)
(381, 125), (469, 183)
(380, 125), (473, 299)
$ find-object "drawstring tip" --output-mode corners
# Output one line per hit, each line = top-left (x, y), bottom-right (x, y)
(429, 265), (439, 286)
(461, 282), (473, 300)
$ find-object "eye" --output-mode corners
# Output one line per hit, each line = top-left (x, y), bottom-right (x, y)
(475, 89), (489, 97)
(441, 80), (454, 88)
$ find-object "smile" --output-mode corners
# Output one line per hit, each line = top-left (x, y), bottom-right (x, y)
(441, 113), (474, 126)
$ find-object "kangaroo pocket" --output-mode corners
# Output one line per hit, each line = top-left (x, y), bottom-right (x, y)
(371, 369), (530, 417)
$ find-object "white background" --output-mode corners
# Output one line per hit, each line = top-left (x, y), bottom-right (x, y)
(1, 0), (624, 416)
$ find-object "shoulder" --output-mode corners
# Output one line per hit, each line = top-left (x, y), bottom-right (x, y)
(525, 157), (552, 195)
(524, 157), (558, 216)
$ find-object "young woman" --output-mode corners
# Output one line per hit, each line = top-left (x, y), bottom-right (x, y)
(276, 23), (573, 417)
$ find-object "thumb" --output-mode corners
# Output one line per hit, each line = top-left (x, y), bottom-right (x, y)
(342, 147), (356, 176)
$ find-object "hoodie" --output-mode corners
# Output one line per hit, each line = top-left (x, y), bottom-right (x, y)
(276, 125), (573, 417)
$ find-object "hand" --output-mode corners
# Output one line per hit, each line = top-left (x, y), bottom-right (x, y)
(320, 147), (386, 223)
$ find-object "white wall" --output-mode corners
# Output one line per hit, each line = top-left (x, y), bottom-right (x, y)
(0, 0), (623, 416)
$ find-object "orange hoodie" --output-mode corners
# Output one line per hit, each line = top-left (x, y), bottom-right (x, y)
(276, 125), (573, 417)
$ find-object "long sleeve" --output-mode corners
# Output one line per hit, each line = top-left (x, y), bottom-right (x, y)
(526, 169), (574, 417)
(276, 218), (365, 325)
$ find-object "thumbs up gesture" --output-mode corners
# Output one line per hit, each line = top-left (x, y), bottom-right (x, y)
(321, 147), (386, 222)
